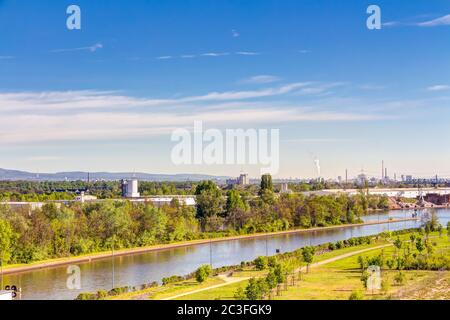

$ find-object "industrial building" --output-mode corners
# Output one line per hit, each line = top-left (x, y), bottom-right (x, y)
(226, 173), (250, 186)
(121, 179), (140, 198)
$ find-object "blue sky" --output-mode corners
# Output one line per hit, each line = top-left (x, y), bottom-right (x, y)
(1, 0), (450, 179)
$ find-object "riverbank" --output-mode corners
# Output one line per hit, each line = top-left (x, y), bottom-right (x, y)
(2, 217), (418, 276)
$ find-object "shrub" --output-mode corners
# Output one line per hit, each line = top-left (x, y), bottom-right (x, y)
(96, 290), (108, 300)
(75, 292), (98, 300)
(349, 291), (364, 300)
(245, 278), (269, 300)
(195, 264), (212, 283)
(234, 286), (247, 300)
(254, 256), (268, 270)
(162, 275), (184, 285)
(267, 256), (278, 268)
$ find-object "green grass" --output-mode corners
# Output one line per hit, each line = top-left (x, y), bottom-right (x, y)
(109, 277), (225, 300)
(177, 232), (450, 300)
(108, 231), (450, 300)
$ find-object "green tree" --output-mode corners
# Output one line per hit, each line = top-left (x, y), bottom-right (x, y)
(302, 246), (315, 273)
(260, 174), (273, 193)
(447, 222), (450, 238)
(415, 237), (424, 256)
(265, 269), (278, 290)
(0, 219), (14, 264)
(245, 278), (269, 300)
(195, 264), (213, 283)
(254, 256), (268, 270)
(195, 181), (224, 222)
(234, 286), (247, 300)
(225, 190), (246, 214)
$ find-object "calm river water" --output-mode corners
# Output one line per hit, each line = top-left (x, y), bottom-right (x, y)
(3, 208), (450, 300)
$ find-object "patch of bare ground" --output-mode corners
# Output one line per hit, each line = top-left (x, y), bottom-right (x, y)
(393, 271), (450, 300)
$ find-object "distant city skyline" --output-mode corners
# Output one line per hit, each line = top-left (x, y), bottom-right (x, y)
(1, 0), (450, 178)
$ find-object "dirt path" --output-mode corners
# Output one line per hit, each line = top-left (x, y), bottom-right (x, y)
(3, 218), (413, 276)
(159, 244), (393, 300)
(294, 244), (393, 273)
(160, 275), (251, 301)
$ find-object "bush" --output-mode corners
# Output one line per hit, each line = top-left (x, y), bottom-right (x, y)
(234, 287), (247, 300)
(349, 291), (364, 300)
(96, 290), (108, 300)
(75, 292), (98, 300)
(195, 264), (212, 283)
(254, 256), (268, 270)
(162, 275), (184, 285)
(267, 256), (278, 268)
(245, 278), (269, 300)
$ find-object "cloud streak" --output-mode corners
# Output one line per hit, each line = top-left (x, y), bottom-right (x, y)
(0, 83), (384, 145)
(427, 85), (450, 92)
(240, 75), (281, 84)
(418, 14), (450, 27)
(51, 43), (103, 53)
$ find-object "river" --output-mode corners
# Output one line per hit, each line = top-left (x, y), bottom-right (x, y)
(3, 208), (449, 300)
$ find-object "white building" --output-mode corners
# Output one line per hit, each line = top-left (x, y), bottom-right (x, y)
(122, 179), (141, 198)
(280, 183), (292, 194)
(227, 174), (250, 186)
(238, 174), (249, 186)
(75, 192), (97, 203)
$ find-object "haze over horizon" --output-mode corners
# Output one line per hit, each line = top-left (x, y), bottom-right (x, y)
(1, 0), (450, 179)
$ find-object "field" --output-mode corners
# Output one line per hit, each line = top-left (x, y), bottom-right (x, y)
(105, 230), (450, 300)
(172, 231), (450, 300)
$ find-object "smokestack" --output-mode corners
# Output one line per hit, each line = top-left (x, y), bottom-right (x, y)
(385, 168), (388, 179)
(314, 158), (321, 179)
(382, 160), (384, 179)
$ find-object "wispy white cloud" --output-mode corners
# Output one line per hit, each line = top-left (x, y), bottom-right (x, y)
(427, 85), (450, 92)
(0, 82), (350, 114)
(180, 54), (196, 59)
(156, 51), (260, 61)
(156, 55), (173, 60)
(51, 43), (103, 53)
(235, 51), (260, 56)
(0, 108), (382, 144)
(200, 52), (230, 57)
(383, 14), (450, 28)
(240, 75), (281, 84)
(232, 29), (240, 37)
(418, 14), (450, 27)
(0, 84), (384, 145)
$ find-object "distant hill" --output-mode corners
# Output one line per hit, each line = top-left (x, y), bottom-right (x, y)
(0, 168), (230, 182)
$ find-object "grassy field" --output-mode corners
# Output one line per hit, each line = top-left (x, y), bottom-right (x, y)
(109, 277), (226, 300)
(106, 230), (450, 300)
(175, 231), (450, 300)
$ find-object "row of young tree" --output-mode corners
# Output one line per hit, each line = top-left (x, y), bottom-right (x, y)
(0, 178), (389, 265)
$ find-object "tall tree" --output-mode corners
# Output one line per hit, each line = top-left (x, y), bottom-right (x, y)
(0, 219), (14, 264)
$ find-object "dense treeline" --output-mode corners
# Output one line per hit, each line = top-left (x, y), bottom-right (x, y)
(0, 179), (390, 265)
(0, 181), (196, 201)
